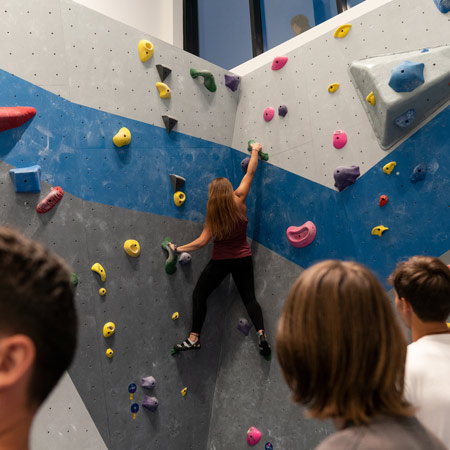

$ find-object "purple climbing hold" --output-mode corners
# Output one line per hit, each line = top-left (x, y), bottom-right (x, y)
(433, 0), (450, 13)
(271, 56), (288, 71)
(333, 165), (360, 192)
(333, 130), (347, 149)
(410, 162), (427, 183)
(241, 157), (250, 174)
(142, 395), (159, 412)
(394, 109), (416, 128)
(278, 105), (288, 117)
(224, 74), (240, 92)
(263, 107), (275, 122)
(237, 318), (252, 336)
(388, 61), (425, 93)
(141, 376), (156, 389)
(179, 252), (192, 265)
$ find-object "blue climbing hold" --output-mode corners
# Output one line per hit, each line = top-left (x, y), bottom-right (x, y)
(9, 165), (42, 193)
(388, 61), (425, 93)
(224, 74), (240, 92)
(278, 105), (288, 117)
(265, 443), (273, 450)
(333, 166), (360, 192)
(433, 0), (450, 13)
(394, 109), (416, 128)
(421, 48), (429, 53)
(241, 157), (250, 174)
(410, 163), (427, 183)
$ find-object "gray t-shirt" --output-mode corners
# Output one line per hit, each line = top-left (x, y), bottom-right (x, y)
(316, 416), (446, 450)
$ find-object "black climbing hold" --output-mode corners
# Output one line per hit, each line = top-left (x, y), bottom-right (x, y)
(169, 174), (186, 192)
(156, 64), (172, 82)
(162, 115), (178, 134)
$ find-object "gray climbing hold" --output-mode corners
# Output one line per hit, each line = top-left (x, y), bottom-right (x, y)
(141, 376), (156, 389)
(241, 157), (250, 174)
(162, 115), (178, 134)
(394, 109), (416, 128)
(224, 74), (240, 92)
(237, 318), (252, 336)
(278, 105), (288, 117)
(433, 0), (450, 13)
(142, 395), (159, 412)
(410, 163), (427, 183)
(156, 64), (172, 82)
(169, 174), (186, 192)
(333, 166), (360, 192)
(178, 252), (192, 265)
(388, 61), (425, 93)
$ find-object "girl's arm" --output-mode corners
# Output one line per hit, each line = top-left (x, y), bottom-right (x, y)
(234, 142), (261, 202)
(169, 227), (212, 253)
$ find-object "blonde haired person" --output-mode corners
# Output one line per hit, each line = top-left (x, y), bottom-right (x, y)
(169, 142), (271, 358)
(277, 260), (446, 450)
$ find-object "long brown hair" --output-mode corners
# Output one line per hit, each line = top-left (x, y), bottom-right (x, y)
(277, 260), (413, 425)
(205, 178), (245, 240)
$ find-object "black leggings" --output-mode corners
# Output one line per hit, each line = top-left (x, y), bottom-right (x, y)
(191, 256), (265, 334)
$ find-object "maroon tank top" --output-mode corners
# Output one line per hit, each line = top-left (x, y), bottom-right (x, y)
(211, 218), (252, 260)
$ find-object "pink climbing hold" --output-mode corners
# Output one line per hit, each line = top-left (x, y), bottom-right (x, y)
(247, 427), (262, 446)
(263, 107), (275, 122)
(333, 130), (347, 149)
(36, 186), (64, 214)
(271, 56), (288, 71)
(286, 221), (317, 248)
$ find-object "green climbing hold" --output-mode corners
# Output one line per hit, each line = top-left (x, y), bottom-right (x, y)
(264, 354), (272, 362)
(161, 237), (178, 274)
(247, 140), (269, 161)
(190, 68), (217, 92)
(71, 273), (78, 287)
(170, 347), (177, 356)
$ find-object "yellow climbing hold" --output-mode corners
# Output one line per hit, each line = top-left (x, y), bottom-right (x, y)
(328, 83), (340, 93)
(106, 348), (114, 358)
(371, 226), (389, 237)
(172, 312), (179, 320)
(383, 161), (397, 175)
(181, 387), (187, 396)
(334, 24), (352, 38)
(99, 288), (106, 296)
(366, 91), (375, 106)
(103, 322), (115, 338)
(138, 39), (154, 62)
(113, 127), (131, 148)
(124, 239), (140, 257)
(174, 191), (186, 207)
(156, 82), (171, 99)
(91, 263), (106, 282)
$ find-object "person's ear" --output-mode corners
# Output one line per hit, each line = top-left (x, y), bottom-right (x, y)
(0, 335), (35, 389)
(399, 297), (412, 314)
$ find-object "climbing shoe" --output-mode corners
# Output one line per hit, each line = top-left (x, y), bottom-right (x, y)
(258, 332), (271, 361)
(173, 338), (201, 353)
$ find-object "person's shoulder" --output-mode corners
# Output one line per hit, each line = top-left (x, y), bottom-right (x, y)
(315, 428), (364, 450)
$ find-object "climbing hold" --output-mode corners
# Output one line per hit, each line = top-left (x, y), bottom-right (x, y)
(36, 186), (64, 214)
(99, 288), (106, 296)
(178, 252), (192, 265)
(103, 322), (115, 338)
(131, 403), (139, 420)
(237, 318), (252, 336)
(141, 376), (156, 389)
(190, 68), (217, 92)
(334, 24), (352, 38)
(286, 221), (317, 248)
(170, 347), (177, 356)
(124, 239), (140, 257)
(169, 174), (186, 192)
(172, 312), (179, 320)
(247, 427), (262, 446)
(248, 139), (269, 161)
(181, 387), (187, 397)
(333, 130), (347, 149)
(421, 48), (429, 53)
(9, 165), (42, 193)
(224, 74), (240, 92)
(410, 162), (427, 183)
(271, 56), (288, 71)
(379, 195), (388, 207)
(162, 115), (178, 134)
(278, 105), (288, 117)
(388, 61), (425, 93)
(328, 83), (340, 93)
(161, 237), (178, 274)
(156, 64), (172, 82)
(142, 396), (159, 412)
(0, 106), (36, 132)
(371, 226), (389, 237)
(128, 383), (137, 400)
(174, 191), (186, 207)
(241, 157), (250, 174)
(394, 109), (416, 128)
(383, 161), (396, 175)
(113, 127), (131, 147)
(106, 348), (114, 358)
(263, 107), (275, 122)
(366, 91), (375, 106)
(333, 166), (360, 192)
(265, 444), (273, 450)
(156, 82), (171, 99)
(138, 39), (154, 62)
(71, 273), (78, 287)
(91, 263), (106, 282)
(433, 0), (450, 13)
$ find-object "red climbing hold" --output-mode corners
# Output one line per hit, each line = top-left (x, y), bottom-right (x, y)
(379, 195), (388, 207)
(0, 107), (36, 132)
(36, 186), (64, 214)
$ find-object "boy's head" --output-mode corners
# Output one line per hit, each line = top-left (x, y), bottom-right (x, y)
(0, 227), (77, 409)
(290, 14), (311, 36)
(389, 256), (450, 325)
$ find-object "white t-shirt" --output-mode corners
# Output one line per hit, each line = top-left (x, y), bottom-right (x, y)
(405, 334), (450, 449)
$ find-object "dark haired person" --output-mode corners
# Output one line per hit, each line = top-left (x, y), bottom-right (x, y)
(390, 256), (450, 448)
(277, 260), (446, 450)
(0, 227), (77, 450)
(290, 14), (311, 36)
